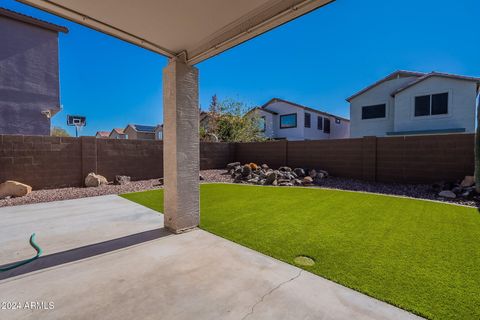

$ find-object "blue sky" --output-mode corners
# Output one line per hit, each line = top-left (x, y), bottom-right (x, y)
(3, 0), (479, 136)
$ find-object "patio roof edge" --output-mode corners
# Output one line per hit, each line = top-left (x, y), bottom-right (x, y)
(15, 0), (177, 59)
(16, 0), (335, 65)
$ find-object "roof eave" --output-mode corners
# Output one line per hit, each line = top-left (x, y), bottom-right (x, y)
(346, 70), (426, 102)
(0, 7), (68, 33)
(391, 73), (480, 97)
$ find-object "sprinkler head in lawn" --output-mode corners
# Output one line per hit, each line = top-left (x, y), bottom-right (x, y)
(294, 255), (315, 267)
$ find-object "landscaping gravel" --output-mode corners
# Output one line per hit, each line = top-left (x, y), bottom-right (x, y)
(1, 169), (478, 208)
(0, 179), (163, 208)
(208, 169), (480, 208)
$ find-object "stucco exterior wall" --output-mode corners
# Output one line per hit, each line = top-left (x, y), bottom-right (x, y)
(393, 77), (477, 133)
(0, 16), (61, 135)
(330, 117), (350, 139)
(350, 77), (418, 138)
(265, 101), (305, 140)
(303, 113), (330, 140)
(257, 109), (275, 138)
(110, 131), (127, 139)
(124, 126), (156, 140)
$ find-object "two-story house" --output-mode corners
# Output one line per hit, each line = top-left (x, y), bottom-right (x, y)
(348, 71), (480, 138)
(249, 98), (350, 141)
(0, 8), (68, 135)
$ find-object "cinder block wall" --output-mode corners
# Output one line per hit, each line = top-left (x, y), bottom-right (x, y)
(0, 136), (234, 189)
(235, 141), (287, 169)
(234, 134), (474, 184)
(0, 135), (82, 189)
(97, 139), (163, 182)
(0, 134), (474, 189)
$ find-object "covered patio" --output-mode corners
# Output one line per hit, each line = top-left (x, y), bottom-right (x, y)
(16, 0), (336, 233)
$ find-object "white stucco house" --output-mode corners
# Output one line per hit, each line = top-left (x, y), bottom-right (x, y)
(249, 98), (350, 141)
(347, 71), (480, 138)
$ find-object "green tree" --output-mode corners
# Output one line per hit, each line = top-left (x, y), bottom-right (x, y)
(209, 94), (219, 114)
(200, 96), (265, 143)
(51, 126), (70, 137)
(214, 98), (265, 143)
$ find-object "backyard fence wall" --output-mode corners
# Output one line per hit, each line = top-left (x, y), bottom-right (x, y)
(234, 134), (474, 184)
(0, 135), (233, 189)
(0, 133), (474, 189)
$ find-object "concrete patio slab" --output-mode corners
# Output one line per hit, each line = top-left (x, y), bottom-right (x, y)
(0, 195), (164, 265)
(0, 196), (421, 320)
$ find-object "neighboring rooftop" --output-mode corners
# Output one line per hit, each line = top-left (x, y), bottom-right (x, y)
(111, 128), (125, 135)
(95, 131), (110, 138)
(0, 7), (68, 33)
(127, 124), (157, 133)
(347, 70), (480, 102)
(391, 71), (480, 96)
(262, 98), (350, 122)
(246, 107), (278, 116)
(346, 70), (426, 102)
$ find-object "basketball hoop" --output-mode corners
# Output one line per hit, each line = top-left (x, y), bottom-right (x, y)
(67, 115), (87, 137)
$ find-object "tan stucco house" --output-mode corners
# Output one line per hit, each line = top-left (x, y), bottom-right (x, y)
(123, 124), (156, 140)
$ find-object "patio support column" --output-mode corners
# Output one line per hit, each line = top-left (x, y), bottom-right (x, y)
(163, 56), (200, 233)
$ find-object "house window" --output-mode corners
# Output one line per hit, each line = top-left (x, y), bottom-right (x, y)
(362, 104), (386, 119)
(280, 113), (297, 129)
(317, 116), (323, 130)
(259, 116), (266, 132)
(157, 131), (163, 140)
(432, 93), (448, 115)
(304, 113), (311, 128)
(324, 118), (331, 133)
(335, 118), (341, 124)
(415, 93), (448, 117)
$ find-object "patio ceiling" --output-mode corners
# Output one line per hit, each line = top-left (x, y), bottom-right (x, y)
(16, 0), (334, 64)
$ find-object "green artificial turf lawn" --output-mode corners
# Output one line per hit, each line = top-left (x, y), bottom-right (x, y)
(121, 184), (480, 320)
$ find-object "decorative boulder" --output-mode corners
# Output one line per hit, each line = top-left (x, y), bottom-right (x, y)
(293, 168), (305, 178)
(303, 176), (314, 185)
(308, 169), (317, 178)
(0, 180), (32, 198)
(318, 170), (329, 178)
(241, 165), (252, 177)
(438, 190), (456, 199)
(294, 179), (303, 186)
(279, 166), (292, 172)
(227, 162), (241, 170)
(316, 172), (327, 179)
(460, 176), (475, 188)
(264, 172), (277, 185)
(85, 173), (108, 187)
(249, 163), (259, 171)
(115, 175), (131, 185)
(261, 164), (269, 170)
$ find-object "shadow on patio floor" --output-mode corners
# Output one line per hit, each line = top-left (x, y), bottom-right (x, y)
(0, 228), (172, 281)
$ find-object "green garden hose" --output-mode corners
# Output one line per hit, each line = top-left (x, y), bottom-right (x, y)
(0, 233), (42, 272)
